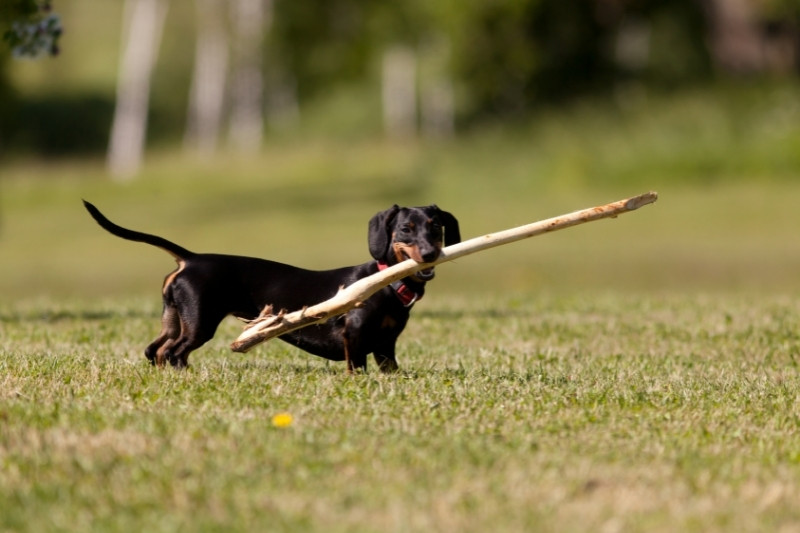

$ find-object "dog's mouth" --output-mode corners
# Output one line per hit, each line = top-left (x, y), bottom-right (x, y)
(414, 267), (436, 281)
(393, 242), (437, 281)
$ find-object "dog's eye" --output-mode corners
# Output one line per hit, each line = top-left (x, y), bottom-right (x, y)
(401, 225), (413, 234)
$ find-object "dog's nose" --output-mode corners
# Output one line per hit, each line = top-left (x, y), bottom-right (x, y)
(421, 249), (440, 263)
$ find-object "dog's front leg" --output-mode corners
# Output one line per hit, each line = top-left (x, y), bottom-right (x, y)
(342, 337), (367, 374)
(342, 318), (367, 374)
(373, 351), (399, 373)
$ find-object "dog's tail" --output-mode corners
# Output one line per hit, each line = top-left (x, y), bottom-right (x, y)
(83, 200), (194, 261)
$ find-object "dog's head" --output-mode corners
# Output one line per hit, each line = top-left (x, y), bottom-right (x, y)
(368, 205), (461, 280)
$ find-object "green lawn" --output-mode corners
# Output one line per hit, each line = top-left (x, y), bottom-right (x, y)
(2, 292), (800, 532)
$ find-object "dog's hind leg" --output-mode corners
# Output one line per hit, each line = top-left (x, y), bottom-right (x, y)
(162, 320), (221, 368)
(146, 303), (181, 366)
(162, 299), (227, 369)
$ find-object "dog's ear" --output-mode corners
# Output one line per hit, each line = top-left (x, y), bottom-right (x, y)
(435, 207), (461, 245)
(368, 205), (400, 260)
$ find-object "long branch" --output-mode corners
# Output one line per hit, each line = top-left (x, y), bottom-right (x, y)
(231, 191), (658, 352)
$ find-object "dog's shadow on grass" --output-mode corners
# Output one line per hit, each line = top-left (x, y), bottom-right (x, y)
(0, 308), (157, 324)
(229, 359), (539, 384)
(416, 308), (531, 320)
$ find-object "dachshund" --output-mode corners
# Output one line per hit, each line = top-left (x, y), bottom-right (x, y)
(83, 201), (460, 372)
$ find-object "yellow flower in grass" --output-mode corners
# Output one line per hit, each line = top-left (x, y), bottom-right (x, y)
(271, 412), (293, 428)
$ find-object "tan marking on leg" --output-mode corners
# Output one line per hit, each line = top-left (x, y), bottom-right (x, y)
(155, 339), (174, 367)
(343, 337), (354, 374)
(156, 312), (190, 367)
(162, 260), (186, 296)
(342, 318), (355, 375)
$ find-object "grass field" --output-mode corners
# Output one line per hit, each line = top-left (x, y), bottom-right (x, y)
(2, 292), (800, 532)
(3, 84), (800, 531)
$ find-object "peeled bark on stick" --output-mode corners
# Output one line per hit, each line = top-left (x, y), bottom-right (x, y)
(231, 191), (658, 353)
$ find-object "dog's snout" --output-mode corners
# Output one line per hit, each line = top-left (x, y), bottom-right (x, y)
(421, 248), (440, 263)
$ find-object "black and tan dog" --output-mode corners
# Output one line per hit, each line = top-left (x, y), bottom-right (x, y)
(83, 201), (460, 372)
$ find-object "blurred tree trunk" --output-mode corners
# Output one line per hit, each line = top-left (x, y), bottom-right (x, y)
(421, 79), (454, 139)
(107, 0), (168, 180)
(184, 0), (229, 155)
(265, 71), (300, 131)
(382, 45), (417, 138)
(228, 0), (269, 152)
(702, 0), (764, 74)
(420, 37), (454, 139)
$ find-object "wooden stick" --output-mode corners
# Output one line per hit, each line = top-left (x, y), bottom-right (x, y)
(231, 191), (658, 352)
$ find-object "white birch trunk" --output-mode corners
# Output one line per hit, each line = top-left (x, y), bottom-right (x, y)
(703, 0), (763, 74)
(420, 37), (454, 139)
(184, 0), (229, 154)
(228, 0), (269, 152)
(421, 79), (454, 139)
(382, 45), (417, 138)
(265, 72), (300, 130)
(107, 0), (168, 180)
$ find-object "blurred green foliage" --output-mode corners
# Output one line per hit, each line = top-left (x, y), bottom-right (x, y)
(1, 1), (61, 57)
(0, 0), (797, 157)
(271, 0), (711, 119)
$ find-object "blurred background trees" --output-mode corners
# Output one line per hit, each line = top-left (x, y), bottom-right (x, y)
(2, 0), (800, 299)
(1, 0), (61, 58)
(1, 0), (798, 169)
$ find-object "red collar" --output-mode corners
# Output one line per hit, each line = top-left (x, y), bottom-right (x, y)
(376, 261), (421, 307)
